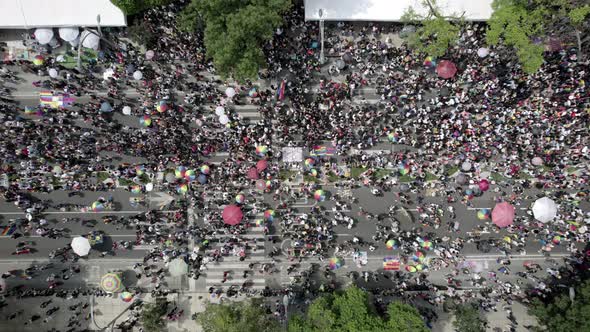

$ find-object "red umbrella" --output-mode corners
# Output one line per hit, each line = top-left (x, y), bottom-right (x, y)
(256, 160), (268, 172)
(247, 167), (259, 180)
(222, 205), (243, 225)
(492, 202), (515, 228)
(436, 60), (457, 79)
(478, 179), (490, 191)
(256, 179), (267, 191)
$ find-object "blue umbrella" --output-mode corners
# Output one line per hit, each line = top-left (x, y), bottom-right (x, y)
(100, 101), (113, 113)
(197, 174), (207, 184)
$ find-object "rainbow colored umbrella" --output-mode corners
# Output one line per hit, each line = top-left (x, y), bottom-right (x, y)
(91, 201), (104, 212)
(264, 209), (275, 221)
(398, 162), (410, 175)
(248, 88), (258, 97)
(33, 55), (44, 66)
(419, 238), (433, 250)
(255, 219), (264, 227)
(120, 292), (134, 302)
(177, 183), (188, 194)
(423, 56), (436, 67)
(385, 239), (397, 250)
(304, 158), (315, 167)
(139, 115), (152, 127)
(415, 264), (425, 271)
(235, 194), (245, 204)
(477, 209), (491, 220)
(184, 169), (196, 181)
(387, 132), (399, 143)
(405, 265), (417, 273)
(200, 165), (210, 175)
(156, 100), (168, 113)
(552, 235), (562, 244)
(314, 189), (325, 202)
(255, 145), (268, 157)
(130, 185), (142, 194)
(310, 169), (318, 177)
(175, 166), (187, 179)
(464, 189), (474, 199)
(135, 165), (145, 176)
(412, 251), (426, 262)
(100, 273), (123, 293)
(328, 257), (343, 270)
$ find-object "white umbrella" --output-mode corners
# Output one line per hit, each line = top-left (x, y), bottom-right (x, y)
(477, 47), (489, 58)
(168, 258), (188, 276)
(122, 106), (132, 115)
(71, 236), (91, 256)
(225, 87), (236, 98)
(58, 27), (79, 42)
(103, 68), (115, 81)
(35, 28), (54, 45)
(81, 30), (100, 50)
(68, 37), (79, 47)
(133, 71), (143, 80)
(215, 106), (225, 116)
(219, 114), (230, 124)
(461, 161), (472, 172)
(145, 50), (155, 60)
(48, 68), (58, 78)
(532, 197), (557, 223)
(145, 183), (154, 192)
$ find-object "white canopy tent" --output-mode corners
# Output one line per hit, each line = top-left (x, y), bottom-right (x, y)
(0, 0), (126, 28)
(71, 236), (91, 256)
(304, 0), (493, 21)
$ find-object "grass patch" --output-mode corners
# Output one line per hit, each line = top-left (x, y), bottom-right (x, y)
(445, 166), (460, 177)
(491, 172), (505, 182)
(374, 169), (391, 179)
(399, 175), (415, 182)
(425, 172), (439, 182)
(350, 167), (367, 178)
(327, 172), (341, 182)
(279, 170), (297, 181)
(517, 172), (533, 180)
(118, 178), (134, 186)
(566, 167), (579, 174)
(97, 171), (110, 182)
(303, 175), (319, 183)
(59, 49), (98, 69)
(541, 165), (553, 172)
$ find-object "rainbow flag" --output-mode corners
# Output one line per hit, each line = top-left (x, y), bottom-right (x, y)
(1, 224), (16, 236)
(39, 91), (75, 109)
(310, 145), (335, 156)
(276, 80), (286, 101)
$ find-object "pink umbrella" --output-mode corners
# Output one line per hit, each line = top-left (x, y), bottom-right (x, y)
(256, 160), (268, 172)
(247, 167), (259, 180)
(436, 60), (457, 79)
(492, 202), (515, 228)
(222, 205), (243, 225)
(478, 179), (490, 191)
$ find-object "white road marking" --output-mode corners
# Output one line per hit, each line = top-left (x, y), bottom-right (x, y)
(0, 210), (179, 215)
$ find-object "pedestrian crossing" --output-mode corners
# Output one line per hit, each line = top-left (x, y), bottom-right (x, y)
(199, 224), (269, 290)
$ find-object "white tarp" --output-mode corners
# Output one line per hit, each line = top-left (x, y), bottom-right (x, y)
(304, 0), (493, 21)
(0, 0), (126, 28)
(282, 147), (303, 163)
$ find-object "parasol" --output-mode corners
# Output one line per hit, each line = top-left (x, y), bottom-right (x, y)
(255, 145), (268, 157)
(222, 205), (243, 225)
(477, 209), (491, 220)
(385, 239), (397, 250)
(133, 71), (143, 80)
(101, 273), (123, 293)
(478, 179), (490, 191)
(477, 47), (489, 58)
(225, 87), (236, 98)
(156, 100), (168, 113)
(48, 68), (58, 78)
(175, 166), (187, 179)
(455, 173), (468, 185)
(247, 167), (259, 180)
(314, 189), (325, 202)
(328, 257), (342, 270)
(256, 159), (268, 172)
(122, 106), (132, 115)
(436, 60), (457, 79)
(168, 258), (188, 276)
(235, 194), (245, 204)
(91, 201), (104, 212)
(71, 236), (91, 256)
(120, 292), (134, 302)
(531, 157), (543, 166)
(215, 106), (225, 116)
(197, 174), (207, 184)
(35, 28), (54, 45)
(532, 197), (557, 223)
(184, 169), (196, 181)
(492, 202), (515, 228)
(33, 55), (44, 66)
(256, 179), (267, 191)
(100, 101), (113, 113)
(176, 183), (188, 194)
(139, 115), (151, 127)
(461, 161), (472, 172)
(200, 165), (210, 175)
(58, 27), (79, 42)
(145, 50), (155, 60)
(81, 30), (100, 50)
(264, 209), (275, 221)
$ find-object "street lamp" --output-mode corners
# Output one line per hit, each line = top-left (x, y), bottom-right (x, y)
(77, 15), (103, 70)
(318, 9), (325, 64)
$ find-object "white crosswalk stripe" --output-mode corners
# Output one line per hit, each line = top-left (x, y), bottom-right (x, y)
(201, 225), (269, 290)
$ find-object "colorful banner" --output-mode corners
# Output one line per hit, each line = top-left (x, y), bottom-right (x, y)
(39, 91), (75, 109)
(1, 224), (16, 236)
(383, 257), (400, 271)
(276, 80), (286, 101)
(310, 145), (336, 156)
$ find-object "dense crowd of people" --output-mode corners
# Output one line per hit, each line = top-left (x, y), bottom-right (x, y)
(0, 1), (589, 331)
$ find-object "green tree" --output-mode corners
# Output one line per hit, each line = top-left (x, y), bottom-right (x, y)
(111, 0), (172, 16)
(529, 280), (590, 331)
(453, 303), (486, 332)
(127, 20), (157, 47)
(140, 298), (168, 332)
(288, 286), (427, 332)
(178, 0), (291, 81)
(197, 298), (281, 332)
(401, 0), (463, 58)
(177, 0), (203, 33)
(386, 301), (430, 332)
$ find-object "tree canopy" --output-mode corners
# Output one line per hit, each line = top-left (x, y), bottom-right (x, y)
(288, 286), (428, 332)
(140, 298), (168, 332)
(453, 303), (486, 332)
(178, 0), (291, 81)
(111, 0), (171, 16)
(401, 0), (463, 58)
(529, 279), (590, 331)
(197, 298), (282, 332)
